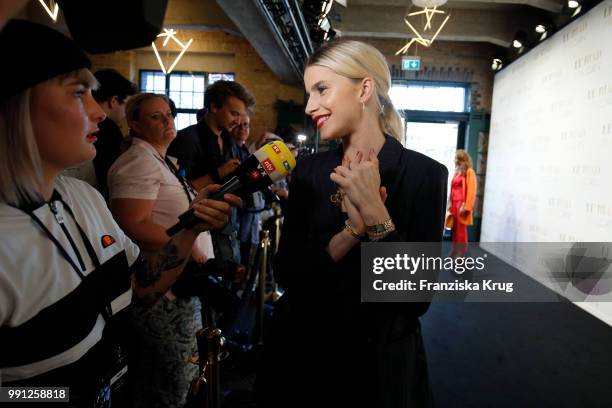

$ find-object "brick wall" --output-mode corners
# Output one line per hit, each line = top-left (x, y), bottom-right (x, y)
(351, 38), (498, 112)
(89, 30), (304, 142)
(88, 36), (495, 146)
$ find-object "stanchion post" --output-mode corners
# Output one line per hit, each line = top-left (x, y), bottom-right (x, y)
(195, 327), (224, 408)
(256, 229), (270, 346)
(273, 203), (282, 255)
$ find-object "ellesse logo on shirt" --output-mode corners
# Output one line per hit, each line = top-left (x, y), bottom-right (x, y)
(101, 235), (116, 248)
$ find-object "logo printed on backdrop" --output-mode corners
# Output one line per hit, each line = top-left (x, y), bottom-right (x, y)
(574, 50), (602, 70)
(562, 21), (588, 43)
(586, 84), (612, 100)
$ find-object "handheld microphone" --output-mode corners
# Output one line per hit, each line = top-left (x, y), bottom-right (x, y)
(166, 141), (297, 235)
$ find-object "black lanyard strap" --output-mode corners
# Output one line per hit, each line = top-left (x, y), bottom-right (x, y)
(23, 190), (111, 320)
(29, 207), (87, 280)
(56, 195), (101, 269)
(164, 156), (198, 203)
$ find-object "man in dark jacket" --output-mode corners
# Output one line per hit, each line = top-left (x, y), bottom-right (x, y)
(92, 69), (137, 198)
(168, 80), (255, 265)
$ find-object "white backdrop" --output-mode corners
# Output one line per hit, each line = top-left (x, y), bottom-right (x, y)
(481, 0), (612, 325)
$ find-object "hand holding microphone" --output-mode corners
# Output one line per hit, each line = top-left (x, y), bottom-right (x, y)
(218, 158), (241, 179)
(187, 184), (242, 234)
(167, 140), (297, 235)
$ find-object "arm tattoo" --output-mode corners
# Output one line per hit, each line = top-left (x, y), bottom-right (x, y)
(132, 241), (186, 289)
(132, 289), (165, 306)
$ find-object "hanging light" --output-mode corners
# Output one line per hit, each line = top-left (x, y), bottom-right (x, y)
(535, 24), (549, 41)
(318, 0), (334, 35)
(567, 0), (580, 8)
(151, 29), (193, 75)
(321, 0), (334, 16)
(512, 31), (528, 49)
(318, 17), (331, 31)
(395, 0), (451, 55)
(38, 0), (59, 22)
(491, 58), (503, 71)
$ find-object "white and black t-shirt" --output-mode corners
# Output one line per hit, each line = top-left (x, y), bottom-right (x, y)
(0, 176), (140, 383)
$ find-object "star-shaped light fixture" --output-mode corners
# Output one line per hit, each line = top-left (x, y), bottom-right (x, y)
(396, 0), (451, 55)
(151, 28), (194, 75)
(38, 0), (59, 22)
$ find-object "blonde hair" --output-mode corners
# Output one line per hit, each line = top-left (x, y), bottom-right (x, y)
(125, 93), (170, 137)
(0, 69), (98, 206)
(455, 149), (473, 175)
(0, 89), (43, 206)
(306, 39), (403, 141)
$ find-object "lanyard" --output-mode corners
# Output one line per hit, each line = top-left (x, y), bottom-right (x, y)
(149, 147), (196, 203)
(20, 190), (113, 321)
(163, 157), (198, 204)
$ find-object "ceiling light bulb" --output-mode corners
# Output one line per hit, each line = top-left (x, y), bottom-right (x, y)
(513, 39), (523, 48)
(568, 0), (580, 8)
(535, 24), (546, 33)
(491, 58), (502, 71)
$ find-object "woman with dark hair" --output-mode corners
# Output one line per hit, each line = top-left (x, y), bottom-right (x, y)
(260, 39), (448, 407)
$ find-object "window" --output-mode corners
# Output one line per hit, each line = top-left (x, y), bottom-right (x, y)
(139, 71), (236, 130)
(389, 82), (468, 112)
(208, 73), (235, 85)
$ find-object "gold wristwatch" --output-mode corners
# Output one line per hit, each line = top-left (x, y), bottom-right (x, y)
(366, 218), (396, 241)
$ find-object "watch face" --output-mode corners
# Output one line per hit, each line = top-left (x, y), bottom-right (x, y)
(368, 219), (395, 235)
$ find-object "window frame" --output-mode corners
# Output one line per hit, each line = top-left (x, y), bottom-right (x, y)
(138, 70), (236, 129)
(390, 79), (470, 113)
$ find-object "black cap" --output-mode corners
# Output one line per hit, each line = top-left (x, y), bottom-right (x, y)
(0, 20), (91, 102)
(92, 69), (137, 103)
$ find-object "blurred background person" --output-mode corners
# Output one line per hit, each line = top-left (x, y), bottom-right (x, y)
(229, 113), (264, 270)
(92, 69), (137, 199)
(448, 149), (477, 257)
(169, 80), (255, 268)
(107, 93), (216, 407)
(168, 80), (255, 190)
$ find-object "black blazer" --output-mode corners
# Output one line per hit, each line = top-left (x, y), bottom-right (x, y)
(262, 136), (448, 407)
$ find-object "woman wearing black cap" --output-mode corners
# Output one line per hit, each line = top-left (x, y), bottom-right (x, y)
(0, 20), (241, 406)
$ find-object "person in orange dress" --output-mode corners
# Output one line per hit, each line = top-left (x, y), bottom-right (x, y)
(449, 149), (476, 257)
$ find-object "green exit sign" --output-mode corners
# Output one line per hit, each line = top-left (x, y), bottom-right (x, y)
(401, 57), (421, 71)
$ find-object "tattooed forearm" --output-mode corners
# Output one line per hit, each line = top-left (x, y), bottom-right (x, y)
(133, 242), (186, 289)
(132, 289), (166, 306)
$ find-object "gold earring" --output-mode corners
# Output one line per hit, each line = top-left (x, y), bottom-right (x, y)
(362, 101), (365, 112)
